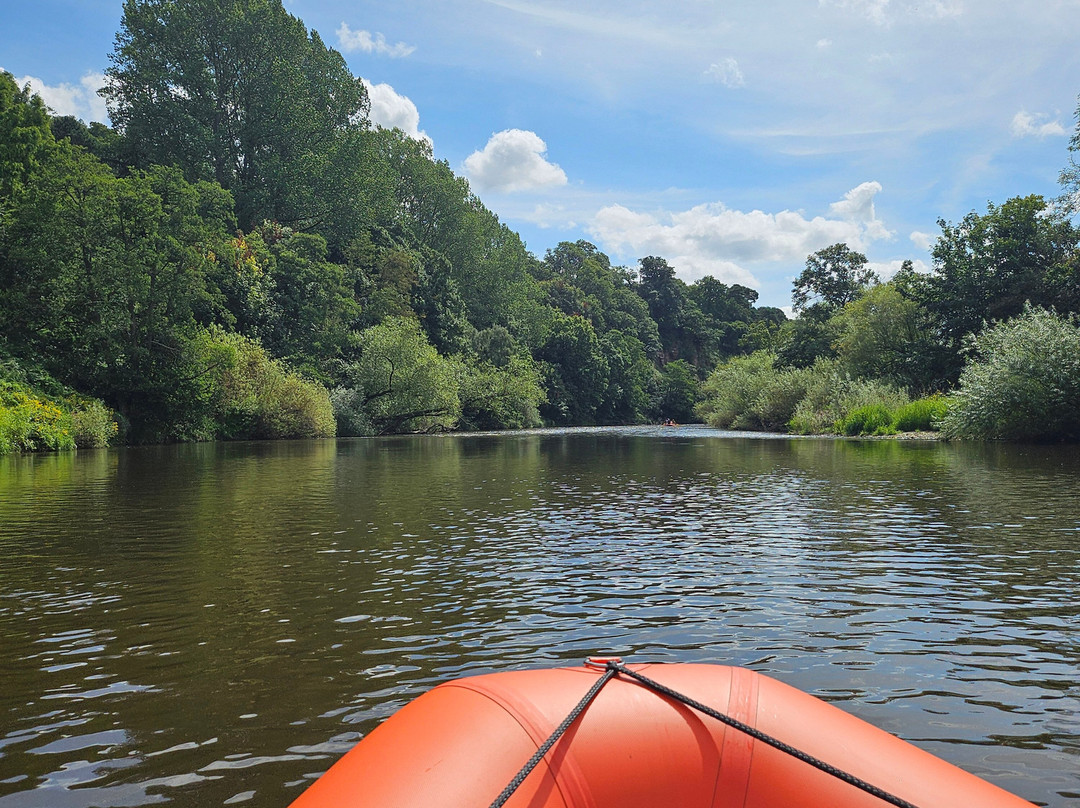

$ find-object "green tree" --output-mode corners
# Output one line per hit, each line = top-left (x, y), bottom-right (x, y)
(792, 243), (877, 314)
(1060, 93), (1080, 215)
(412, 249), (471, 355)
(596, 330), (654, 424)
(0, 71), (54, 209)
(104, 0), (375, 242)
(455, 354), (544, 430)
(657, 359), (699, 423)
(0, 149), (237, 440)
(254, 226), (360, 378)
(832, 281), (940, 391)
(689, 277), (763, 359)
(775, 304), (838, 369)
(924, 196), (1080, 380)
(536, 313), (609, 425)
(211, 330), (335, 439)
(338, 317), (459, 435)
(636, 256), (706, 363)
(543, 241), (661, 357)
(49, 115), (128, 173)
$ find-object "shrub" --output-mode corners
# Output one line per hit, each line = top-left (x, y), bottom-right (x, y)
(69, 400), (119, 447)
(330, 385), (374, 436)
(215, 333), (336, 439)
(741, 365), (814, 431)
(891, 395), (948, 432)
(696, 351), (777, 428)
(788, 362), (909, 434)
(939, 306), (1080, 440)
(698, 353), (912, 435)
(0, 387), (75, 452)
(837, 404), (895, 436)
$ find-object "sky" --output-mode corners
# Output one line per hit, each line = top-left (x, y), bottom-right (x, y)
(3, 0), (1079, 310)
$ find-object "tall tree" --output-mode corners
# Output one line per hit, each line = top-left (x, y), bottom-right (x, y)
(636, 256), (705, 363)
(0, 147), (237, 439)
(1060, 93), (1080, 215)
(0, 71), (54, 209)
(104, 0), (374, 241)
(923, 195), (1080, 381)
(792, 243), (877, 314)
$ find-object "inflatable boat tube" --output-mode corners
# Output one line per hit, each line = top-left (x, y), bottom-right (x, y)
(289, 660), (1035, 808)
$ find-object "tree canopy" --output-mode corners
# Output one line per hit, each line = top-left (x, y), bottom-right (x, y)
(8, 0), (1080, 447)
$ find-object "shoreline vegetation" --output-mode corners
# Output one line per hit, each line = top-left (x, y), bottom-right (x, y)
(3, 1), (1080, 455)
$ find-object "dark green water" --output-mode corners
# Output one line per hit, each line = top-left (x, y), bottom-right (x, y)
(0, 426), (1078, 807)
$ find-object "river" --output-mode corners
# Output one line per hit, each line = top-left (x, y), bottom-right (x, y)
(0, 427), (1078, 806)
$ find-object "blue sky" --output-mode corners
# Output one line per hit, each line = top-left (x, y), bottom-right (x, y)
(3, 0), (1079, 309)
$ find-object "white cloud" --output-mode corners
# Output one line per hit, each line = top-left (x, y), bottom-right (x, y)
(820, 0), (963, 25)
(587, 182), (895, 286)
(1010, 110), (1066, 138)
(464, 129), (568, 193)
(704, 57), (745, 88)
(909, 230), (936, 251)
(8, 70), (108, 123)
(816, 38), (833, 49)
(917, 0), (964, 20)
(822, 0), (891, 25)
(828, 180), (893, 241)
(360, 79), (431, 145)
(868, 257), (930, 281)
(337, 23), (416, 58)
(528, 203), (577, 229)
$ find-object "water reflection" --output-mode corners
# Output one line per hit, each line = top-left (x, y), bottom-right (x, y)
(0, 429), (1077, 806)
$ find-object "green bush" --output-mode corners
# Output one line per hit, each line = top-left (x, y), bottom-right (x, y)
(788, 363), (909, 434)
(698, 353), (912, 435)
(329, 385), (374, 436)
(214, 333), (336, 439)
(696, 351), (777, 428)
(741, 365), (814, 431)
(69, 400), (119, 447)
(0, 386), (75, 452)
(891, 395), (948, 432)
(939, 306), (1080, 440)
(837, 404), (895, 436)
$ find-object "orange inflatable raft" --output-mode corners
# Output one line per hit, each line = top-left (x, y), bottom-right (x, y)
(289, 659), (1035, 808)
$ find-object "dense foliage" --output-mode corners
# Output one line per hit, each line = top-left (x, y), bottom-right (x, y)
(2, 0), (1080, 450)
(700, 208), (1080, 439)
(939, 307), (1080, 441)
(0, 1), (789, 452)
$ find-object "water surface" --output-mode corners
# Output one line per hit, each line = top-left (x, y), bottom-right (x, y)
(1, 427), (1078, 806)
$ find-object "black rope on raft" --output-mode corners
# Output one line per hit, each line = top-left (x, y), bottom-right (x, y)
(488, 659), (923, 808)
(486, 665), (618, 808)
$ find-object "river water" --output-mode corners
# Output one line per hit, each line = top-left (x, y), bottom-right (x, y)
(0, 427), (1077, 807)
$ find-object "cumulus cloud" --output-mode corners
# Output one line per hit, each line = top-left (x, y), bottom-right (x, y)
(337, 23), (416, 58)
(587, 182), (894, 286)
(7, 70), (108, 123)
(704, 57), (745, 88)
(828, 180), (893, 241)
(361, 79), (430, 145)
(464, 129), (568, 193)
(1010, 110), (1066, 139)
(909, 230), (936, 251)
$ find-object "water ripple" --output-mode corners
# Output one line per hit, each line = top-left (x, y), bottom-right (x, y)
(0, 431), (1077, 806)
